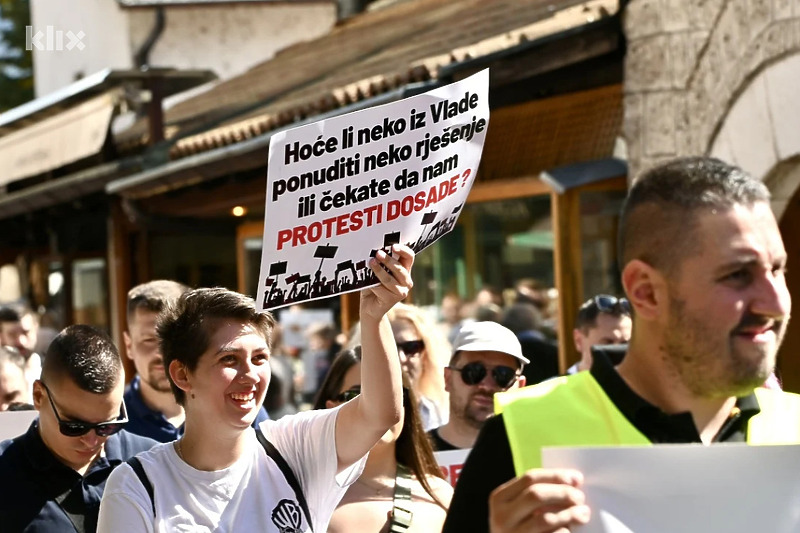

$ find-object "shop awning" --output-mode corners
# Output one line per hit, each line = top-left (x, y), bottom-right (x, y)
(0, 91), (118, 187)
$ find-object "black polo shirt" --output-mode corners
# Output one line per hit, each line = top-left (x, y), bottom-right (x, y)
(0, 420), (156, 533)
(441, 351), (761, 533)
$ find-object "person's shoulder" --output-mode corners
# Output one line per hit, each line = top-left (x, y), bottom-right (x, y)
(0, 422), (35, 463)
(0, 435), (24, 468)
(424, 474), (454, 497)
(260, 406), (337, 432)
(111, 429), (160, 458)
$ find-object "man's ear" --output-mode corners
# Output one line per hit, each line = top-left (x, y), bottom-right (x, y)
(443, 368), (453, 393)
(32, 380), (44, 411)
(122, 331), (133, 361)
(168, 359), (190, 395)
(621, 259), (665, 321)
(517, 375), (526, 388)
(572, 328), (584, 353)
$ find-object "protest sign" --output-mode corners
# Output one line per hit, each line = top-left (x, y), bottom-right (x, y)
(0, 411), (37, 441)
(434, 448), (471, 488)
(257, 69), (490, 310)
(542, 444), (800, 533)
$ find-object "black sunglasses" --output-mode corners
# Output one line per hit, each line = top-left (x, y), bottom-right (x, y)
(40, 381), (128, 437)
(448, 362), (520, 389)
(396, 340), (425, 357)
(334, 385), (361, 403)
(592, 295), (631, 314)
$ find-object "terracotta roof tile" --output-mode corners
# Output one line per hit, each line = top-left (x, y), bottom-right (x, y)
(120, 0), (617, 159)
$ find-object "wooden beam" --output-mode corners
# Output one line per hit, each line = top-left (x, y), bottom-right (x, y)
(236, 221), (264, 294)
(551, 189), (583, 373)
(141, 176), (266, 218)
(468, 176), (552, 204)
(340, 291), (360, 339)
(108, 198), (136, 382)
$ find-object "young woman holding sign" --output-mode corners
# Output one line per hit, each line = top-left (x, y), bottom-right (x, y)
(97, 245), (414, 533)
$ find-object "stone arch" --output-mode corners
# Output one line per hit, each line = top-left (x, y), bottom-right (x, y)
(624, 0), (800, 177)
(708, 53), (800, 217)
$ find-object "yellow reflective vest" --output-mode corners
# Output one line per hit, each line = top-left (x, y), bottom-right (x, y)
(495, 371), (800, 476)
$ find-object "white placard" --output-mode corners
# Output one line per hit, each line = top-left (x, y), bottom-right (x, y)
(0, 410), (38, 441)
(257, 70), (490, 310)
(542, 444), (800, 533)
(434, 448), (471, 487)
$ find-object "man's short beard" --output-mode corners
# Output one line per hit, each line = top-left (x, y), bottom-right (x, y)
(664, 297), (781, 399)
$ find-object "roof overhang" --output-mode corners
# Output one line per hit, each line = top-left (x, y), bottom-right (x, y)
(0, 158), (143, 220)
(117, 0), (331, 6)
(0, 67), (216, 136)
(106, 80), (439, 198)
(540, 157), (628, 194)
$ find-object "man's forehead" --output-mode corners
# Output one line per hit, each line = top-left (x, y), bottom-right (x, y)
(458, 349), (520, 366)
(693, 202), (785, 260)
(0, 321), (20, 333)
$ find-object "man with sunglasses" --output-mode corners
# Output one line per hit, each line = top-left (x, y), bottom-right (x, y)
(429, 321), (527, 451)
(567, 295), (632, 374)
(0, 324), (156, 532)
(444, 157), (800, 533)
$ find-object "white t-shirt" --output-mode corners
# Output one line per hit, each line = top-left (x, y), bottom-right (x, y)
(97, 407), (364, 533)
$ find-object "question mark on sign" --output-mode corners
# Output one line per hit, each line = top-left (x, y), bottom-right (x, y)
(461, 169), (471, 188)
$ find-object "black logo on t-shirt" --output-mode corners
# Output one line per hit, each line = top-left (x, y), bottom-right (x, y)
(271, 498), (304, 533)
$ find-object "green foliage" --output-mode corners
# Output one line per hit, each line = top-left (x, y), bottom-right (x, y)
(0, 0), (33, 112)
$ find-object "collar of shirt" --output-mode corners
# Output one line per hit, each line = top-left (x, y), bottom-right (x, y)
(589, 347), (760, 443)
(20, 420), (121, 478)
(125, 376), (165, 421)
(123, 376), (184, 442)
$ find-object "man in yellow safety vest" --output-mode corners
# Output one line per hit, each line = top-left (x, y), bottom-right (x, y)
(442, 156), (800, 533)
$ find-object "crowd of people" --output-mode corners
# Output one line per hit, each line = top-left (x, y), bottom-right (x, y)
(0, 156), (797, 532)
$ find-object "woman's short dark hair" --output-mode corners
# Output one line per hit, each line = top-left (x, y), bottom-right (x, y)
(158, 287), (275, 405)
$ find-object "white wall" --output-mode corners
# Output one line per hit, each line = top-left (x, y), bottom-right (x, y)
(128, 3), (336, 81)
(30, 0), (133, 97)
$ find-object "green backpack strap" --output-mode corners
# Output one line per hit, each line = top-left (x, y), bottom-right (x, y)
(388, 463), (413, 533)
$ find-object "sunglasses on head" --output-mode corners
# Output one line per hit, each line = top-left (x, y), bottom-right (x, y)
(592, 295), (631, 314)
(396, 340), (425, 357)
(334, 385), (361, 403)
(40, 381), (128, 437)
(448, 362), (520, 389)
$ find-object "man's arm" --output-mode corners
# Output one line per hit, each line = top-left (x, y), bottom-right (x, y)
(443, 414), (589, 533)
(334, 244), (413, 471)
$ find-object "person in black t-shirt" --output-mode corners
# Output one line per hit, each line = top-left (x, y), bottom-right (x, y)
(428, 321), (527, 451)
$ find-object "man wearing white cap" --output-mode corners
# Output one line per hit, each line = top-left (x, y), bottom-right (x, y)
(428, 321), (528, 451)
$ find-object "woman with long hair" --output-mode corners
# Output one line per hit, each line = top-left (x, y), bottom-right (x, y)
(315, 347), (453, 533)
(387, 303), (451, 430)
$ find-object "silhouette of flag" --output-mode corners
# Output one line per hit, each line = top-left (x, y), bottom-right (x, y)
(268, 261), (288, 276)
(383, 232), (401, 247)
(314, 245), (338, 259)
(421, 212), (437, 224)
(285, 273), (300, 284)
(336, 260), (354, 273)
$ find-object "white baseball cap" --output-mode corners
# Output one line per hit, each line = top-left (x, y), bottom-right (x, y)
(452, 321), (529, 365)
